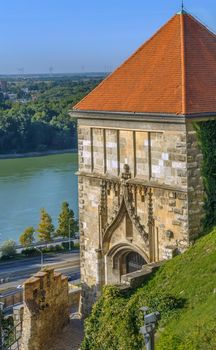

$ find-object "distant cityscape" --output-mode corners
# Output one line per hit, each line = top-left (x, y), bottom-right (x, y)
(0, 73), (106, 104)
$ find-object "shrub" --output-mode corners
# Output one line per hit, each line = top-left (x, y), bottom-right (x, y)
(36, 144), (47, 152)
(62, 241), (74, 250)
(21, 247), (38, 256)
(74, 242), (80, 249)
(54, 244), (64, 251)
(0, 240), (16, 258)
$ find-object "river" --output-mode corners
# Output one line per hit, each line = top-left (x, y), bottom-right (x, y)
(0, 153), (78, 243)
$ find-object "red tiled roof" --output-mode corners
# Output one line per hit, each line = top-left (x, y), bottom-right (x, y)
(73, 12), (216, 115)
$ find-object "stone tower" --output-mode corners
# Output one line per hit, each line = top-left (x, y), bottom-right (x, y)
(72, 11), (216, 315)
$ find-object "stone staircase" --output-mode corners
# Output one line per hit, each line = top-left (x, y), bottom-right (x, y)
(121, 262), (163, 288)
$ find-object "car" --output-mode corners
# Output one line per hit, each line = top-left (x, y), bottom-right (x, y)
(16, 285), (24, 289)
(67, 273), (81, 282)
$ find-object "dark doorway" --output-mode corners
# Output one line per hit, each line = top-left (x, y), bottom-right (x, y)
(126, 252), (146, 273)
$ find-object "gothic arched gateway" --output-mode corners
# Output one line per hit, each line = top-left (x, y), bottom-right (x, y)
(104, 241), (148, 284)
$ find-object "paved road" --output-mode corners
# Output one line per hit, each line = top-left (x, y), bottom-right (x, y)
(1, 266), (80, 291)
(0, 251), (80, 290)
(0, 251), (79, 272)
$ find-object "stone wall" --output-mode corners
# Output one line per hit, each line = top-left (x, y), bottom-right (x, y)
(77, 116), (206, 315)
(78, 120), (188, 188)
(19, 268), (69, 350)
(69, 286), (81, 309)
(186, 122), (205, 240)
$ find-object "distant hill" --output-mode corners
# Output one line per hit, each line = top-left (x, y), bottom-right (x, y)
(82, 228), (216, 350)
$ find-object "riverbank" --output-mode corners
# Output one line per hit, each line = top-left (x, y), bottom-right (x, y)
(0, 148), (77, 160)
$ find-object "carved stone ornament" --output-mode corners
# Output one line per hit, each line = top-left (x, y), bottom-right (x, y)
(98, 165), (151, 244)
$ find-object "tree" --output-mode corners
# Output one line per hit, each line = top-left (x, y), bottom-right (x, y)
(0, 92), (4, 103)
(19, 226), (35, 247)
(0, 240), (16, 258)
(56, 202), (77, 238)
(37, 208), (55, 242)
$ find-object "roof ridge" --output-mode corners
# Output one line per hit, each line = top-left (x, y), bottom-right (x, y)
(181, 12), (216, 115)
(180, 13), (186, 115)
(186, 12), (216, 39)
(74, 14), (178, 110)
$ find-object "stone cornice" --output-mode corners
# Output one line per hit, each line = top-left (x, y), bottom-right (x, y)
(70, 110), (216, 124)
(76, 171), (188, 193)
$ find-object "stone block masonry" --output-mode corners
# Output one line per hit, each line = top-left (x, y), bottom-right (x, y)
(17, 267), (69, 350)
(76, 115), (207, 316)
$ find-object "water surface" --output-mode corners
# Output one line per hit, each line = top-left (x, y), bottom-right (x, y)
(0, 153), (78, 243)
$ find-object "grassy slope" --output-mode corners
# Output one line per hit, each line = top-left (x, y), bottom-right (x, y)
(82, 228), (216, 350)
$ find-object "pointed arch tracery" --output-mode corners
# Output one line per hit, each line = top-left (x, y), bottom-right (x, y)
(102, 193), (148, 245)
(97, 165), (155, 263)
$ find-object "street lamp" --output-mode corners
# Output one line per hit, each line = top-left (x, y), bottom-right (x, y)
(0, 302), (4, 350)
(140, 306), (160, 350)
(35, 247), (44, 268)
(68, 219), (73, 251)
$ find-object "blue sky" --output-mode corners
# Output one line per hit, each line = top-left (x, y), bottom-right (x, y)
(0, 0), (216, 74)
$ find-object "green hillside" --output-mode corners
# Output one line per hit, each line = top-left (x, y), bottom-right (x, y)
(81, 228), (216, 350)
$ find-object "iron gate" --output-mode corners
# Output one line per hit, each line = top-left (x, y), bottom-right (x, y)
(126, 252), (146, 273)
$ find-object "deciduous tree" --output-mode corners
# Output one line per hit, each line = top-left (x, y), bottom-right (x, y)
(37, 208), (54, 242)
(19, 226), (35, 247)
(56, 202), (77, 238)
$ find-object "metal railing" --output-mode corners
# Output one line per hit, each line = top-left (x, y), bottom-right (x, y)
(1, 321), (22, 350)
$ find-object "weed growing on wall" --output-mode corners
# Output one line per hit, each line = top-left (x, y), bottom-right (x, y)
(194, 120), (216, 228)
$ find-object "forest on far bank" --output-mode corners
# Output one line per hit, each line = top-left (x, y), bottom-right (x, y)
(0, 75), (103, 154)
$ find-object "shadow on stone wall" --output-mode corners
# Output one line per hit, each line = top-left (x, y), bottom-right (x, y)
(16, 267), (70, 350)
(79, 282), (102, 317)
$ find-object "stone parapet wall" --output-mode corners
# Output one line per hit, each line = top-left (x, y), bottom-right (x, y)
(69, 286), (81, 309)
(20, 268), (69, 350)
(121, 261), (163, 288)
